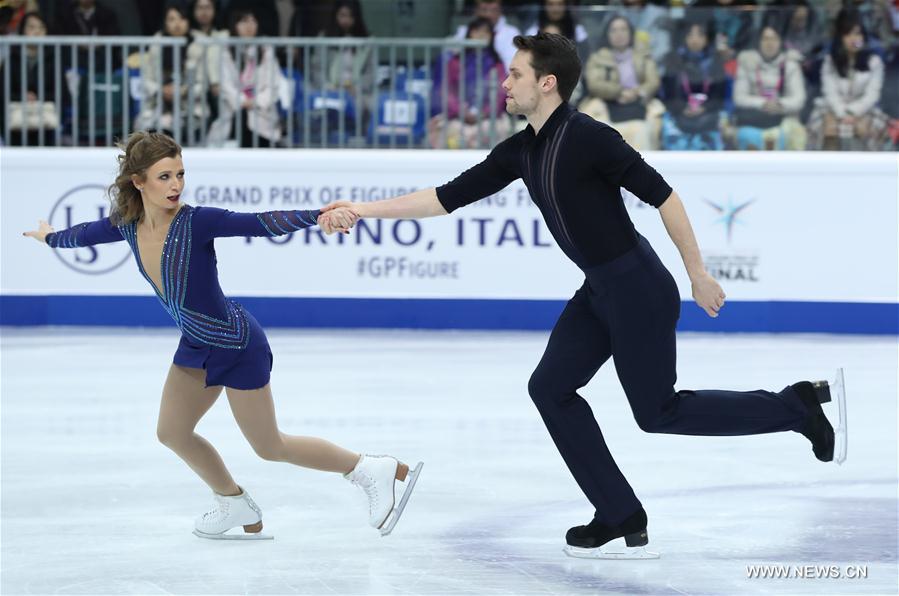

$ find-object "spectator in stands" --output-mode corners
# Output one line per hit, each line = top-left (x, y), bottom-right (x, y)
(224, 0), (279, 38)
(2, 12), (59, 146)
(455, 0), (521, 71)
(0, 0), (40, 35)
(807, 7), (889, 150)
(694, 0), (754, 73)
(207, 8), (287, 147)
(191, 0), (223, 36)
(313, 0), (373, 99)
(524, 0), (590, 61)
(611, 0), (672, 75)
(55, 0), (120, 37)
(733, 13), (807, 149)
(775, 0), (826, 60)
(189, 0), (227, 116)
(429, 17), (510, 149)
(826, 0), (894, 49)
(579, 14), (665, 150)
(55, 0), (122, 71)
(136, 2), (208, 144)
(660, 18), (728, 150)
(772, 0), (827, 120)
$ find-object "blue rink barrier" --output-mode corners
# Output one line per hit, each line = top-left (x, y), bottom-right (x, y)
(1, 295), (897, 335)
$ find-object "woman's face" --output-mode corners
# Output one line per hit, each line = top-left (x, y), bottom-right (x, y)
(685, 25), (708, 52)
(193, 0), (215, 28)
(790, 6), (808, 30)
(134, 156), (185, 214)
(23, 15), (47, 37)
(235, 14), (258, 38)
(467, 24), (492, 42)
(607, 18), (631, 50)
(758, 26), (781, 59)
(544, 0), (567, 22)
(165, 9), (189, 37)
(841, 25), (864, 54)
(336, 6), (355, 33)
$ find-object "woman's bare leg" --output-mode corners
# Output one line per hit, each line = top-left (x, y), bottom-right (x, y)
(156, 365), (240, 495)
(225, 384), (361, 473)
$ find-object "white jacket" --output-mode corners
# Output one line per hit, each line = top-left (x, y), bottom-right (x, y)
(733, 49), (806, 115)
(206, 45), (288, 144)
(820, 53), (884, 118)
(136, 31), (208, 131)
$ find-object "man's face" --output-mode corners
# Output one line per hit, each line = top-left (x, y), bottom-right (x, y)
(475, 1), (501, 26)
(502, 50), (544, 116)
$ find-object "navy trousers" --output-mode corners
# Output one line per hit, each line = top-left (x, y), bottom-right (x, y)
(527, 236), (808, 525)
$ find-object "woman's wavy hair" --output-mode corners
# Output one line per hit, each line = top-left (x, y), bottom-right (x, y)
(108, 131), (182, 225)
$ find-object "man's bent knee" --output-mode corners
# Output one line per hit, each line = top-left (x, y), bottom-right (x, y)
(528, 371), (577, 408)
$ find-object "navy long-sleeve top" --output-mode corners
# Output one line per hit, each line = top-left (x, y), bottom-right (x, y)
(45, 206), (320, 349)
(435, 102), (673, 269)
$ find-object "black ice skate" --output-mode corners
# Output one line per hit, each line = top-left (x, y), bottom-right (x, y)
(793, 368), (847, 464)
(563, 507), (659, 559)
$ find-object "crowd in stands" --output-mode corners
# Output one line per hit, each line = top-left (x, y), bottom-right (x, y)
(0, 0), (896, 150)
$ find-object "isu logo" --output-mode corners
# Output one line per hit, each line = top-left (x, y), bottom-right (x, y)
(703, 198), (755, 244)
(48, 185), (132, 275)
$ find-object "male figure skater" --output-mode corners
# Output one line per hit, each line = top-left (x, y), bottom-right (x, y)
(318, 33), (846, 558)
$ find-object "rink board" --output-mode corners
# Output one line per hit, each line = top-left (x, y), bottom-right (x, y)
(2, 149), (897, 334)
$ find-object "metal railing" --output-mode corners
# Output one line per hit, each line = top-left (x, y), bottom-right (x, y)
(0, 35), (506, 150)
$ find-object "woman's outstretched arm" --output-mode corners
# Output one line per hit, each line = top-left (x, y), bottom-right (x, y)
(24, 217), (124, 247)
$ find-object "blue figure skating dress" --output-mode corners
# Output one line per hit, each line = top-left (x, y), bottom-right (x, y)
(45, 205), (320, 389)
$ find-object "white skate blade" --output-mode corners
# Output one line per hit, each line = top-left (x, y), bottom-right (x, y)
(379, 461), (423, 537)
(831, 367), (848, 465)
(193, 528), (273, 541)
(563, 543), (660, 560)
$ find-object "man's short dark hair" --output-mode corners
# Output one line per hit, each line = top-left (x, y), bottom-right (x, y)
(512, 33), (581, 103)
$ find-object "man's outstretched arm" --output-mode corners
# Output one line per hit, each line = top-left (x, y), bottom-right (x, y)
(323, 188), (447, 220)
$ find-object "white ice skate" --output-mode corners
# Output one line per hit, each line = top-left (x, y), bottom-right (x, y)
(345, 454), (423, 536)
(824, 367), (848, 465)
(193, 487), (273, 540)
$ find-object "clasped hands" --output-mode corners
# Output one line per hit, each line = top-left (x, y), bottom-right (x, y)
(317, 202), (361, 235)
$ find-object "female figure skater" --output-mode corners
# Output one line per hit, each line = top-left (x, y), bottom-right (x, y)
(23, 131), (422, 540)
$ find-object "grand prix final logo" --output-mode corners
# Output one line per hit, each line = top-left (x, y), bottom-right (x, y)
(702, 197), (759, 283)
(48, 185), (132, 275)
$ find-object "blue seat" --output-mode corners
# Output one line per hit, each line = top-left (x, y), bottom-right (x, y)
(368, 91), (426, 146)
(282, 68), (304, 114)
(302, 89), (357, 146)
